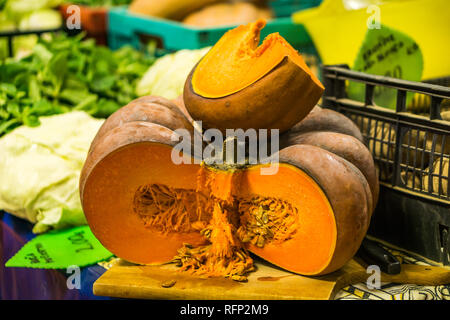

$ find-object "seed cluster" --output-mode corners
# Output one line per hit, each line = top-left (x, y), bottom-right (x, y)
(237, 197), (299, 247)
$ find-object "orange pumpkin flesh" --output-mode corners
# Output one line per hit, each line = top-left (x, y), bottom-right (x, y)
(183, 20), (324, 133)
(192, 19), (319, 97)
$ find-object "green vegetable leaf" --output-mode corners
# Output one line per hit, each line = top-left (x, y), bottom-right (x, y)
(33, 43), (53, 64)
(0, 83), (17, 97)
(23, 114), (40, 127)
(47, 51), (68, 95)
(74, 94), (98, 112)
(28, 76), (41, 101)
(0, 107), (9, 119)
(0, 118), (19, 135)
(6, 102), (21, 118)
(93, 98), (120, 118)
(30, 99), (57, 115)
(90, 73), (116, 92)
(0, 31), (155, 137)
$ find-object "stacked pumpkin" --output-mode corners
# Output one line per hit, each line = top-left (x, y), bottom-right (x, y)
(80, 20), (378, 279)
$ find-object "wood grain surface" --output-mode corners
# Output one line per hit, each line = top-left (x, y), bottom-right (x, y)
(93, 258), (450, 300)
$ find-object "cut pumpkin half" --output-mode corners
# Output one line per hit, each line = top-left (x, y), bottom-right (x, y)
(81, 96), (373, 279)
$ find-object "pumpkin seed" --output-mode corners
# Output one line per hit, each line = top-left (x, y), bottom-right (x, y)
(241, 234), (252, 243)
(231, 275), (247, 282)
(256, 235), (265, 248)
(236, 251), (245, 261)
(161, 280), (176, 288)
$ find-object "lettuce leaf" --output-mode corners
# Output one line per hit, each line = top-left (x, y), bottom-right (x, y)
(0, 111), (103, 233)
(136, 47), (210, 100)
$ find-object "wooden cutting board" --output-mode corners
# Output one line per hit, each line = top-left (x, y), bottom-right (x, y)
(93, 258), (450, 300)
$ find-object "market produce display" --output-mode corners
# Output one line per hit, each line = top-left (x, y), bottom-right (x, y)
(184, 19), (324, 132)
(80, 21), (377, 280)
(1, 0), (449, 304)
(0, 32), (155, 136)
(365, 119), (450, 185)
(407, 91), (450, 120)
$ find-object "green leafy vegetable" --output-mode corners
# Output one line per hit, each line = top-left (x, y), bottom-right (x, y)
(0, 32), (155, 136)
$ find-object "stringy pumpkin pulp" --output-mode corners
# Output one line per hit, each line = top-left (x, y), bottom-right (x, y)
(133, 168), (300, 281)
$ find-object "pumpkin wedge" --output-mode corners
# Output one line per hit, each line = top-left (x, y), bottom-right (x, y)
(80, 96), (375, 278)
(183, 19), (324, 133)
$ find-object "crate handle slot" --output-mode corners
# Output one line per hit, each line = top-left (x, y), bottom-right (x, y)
(396, 90), (407, 113)
(430, 96), (443, 120)
(365, 84), (375, 106)
(135, 32), (165, 52)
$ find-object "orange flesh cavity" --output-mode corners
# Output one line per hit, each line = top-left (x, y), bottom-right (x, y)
(192, 19), (323, 98)
(84, 143), (336, 276)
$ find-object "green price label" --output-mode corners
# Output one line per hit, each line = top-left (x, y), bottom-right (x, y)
(6, 226), (113, 269)
(348, 24), (423, 110)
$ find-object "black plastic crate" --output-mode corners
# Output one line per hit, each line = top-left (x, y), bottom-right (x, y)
(321, 64), (450, 265)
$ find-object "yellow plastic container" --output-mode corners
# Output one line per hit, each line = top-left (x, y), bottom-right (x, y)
(292, 0), (450, 79)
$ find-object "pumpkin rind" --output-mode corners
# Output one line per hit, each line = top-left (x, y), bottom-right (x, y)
(281, 131), (379, 208)
(286, 107), (365, 142)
